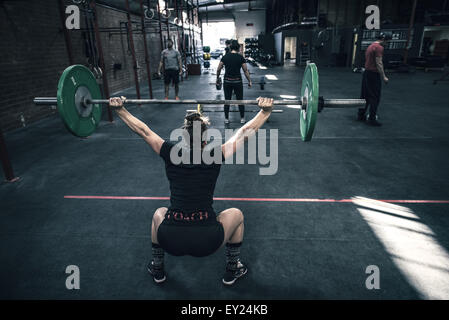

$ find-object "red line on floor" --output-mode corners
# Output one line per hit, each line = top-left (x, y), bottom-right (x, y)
(64, 196), (170, 200)
(63, 195), (449, 204)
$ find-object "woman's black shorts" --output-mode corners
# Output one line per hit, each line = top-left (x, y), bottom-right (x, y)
(157, 210), (224, 257)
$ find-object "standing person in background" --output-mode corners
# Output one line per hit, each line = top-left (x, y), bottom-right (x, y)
(158, 39), (183, 100)
(224, 39), (231, 56)
(358, 32), (392, 126)
(216, 40), (252, 124)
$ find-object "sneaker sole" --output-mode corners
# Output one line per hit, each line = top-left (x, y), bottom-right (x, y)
(147, 266), (167, 284)
(153, 276), (166, 284)
(222, 268), (248, 286)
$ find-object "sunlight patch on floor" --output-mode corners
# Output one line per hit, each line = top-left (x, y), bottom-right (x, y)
(353, 196), (449, 299)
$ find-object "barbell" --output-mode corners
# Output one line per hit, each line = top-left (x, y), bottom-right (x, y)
(33, 63), (366, 141)
(187, 108), (284, 113)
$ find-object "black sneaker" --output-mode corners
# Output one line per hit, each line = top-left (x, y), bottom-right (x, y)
(222, 260), (247, 285)
(366, 119), (382, 127)
(357, 109), (366, 121)
(147, 261), (166, 284)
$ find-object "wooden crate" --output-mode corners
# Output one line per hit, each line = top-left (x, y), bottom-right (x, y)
(187, 64), (201, 75)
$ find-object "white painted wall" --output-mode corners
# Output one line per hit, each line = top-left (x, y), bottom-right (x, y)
(233, 10), (266, 43)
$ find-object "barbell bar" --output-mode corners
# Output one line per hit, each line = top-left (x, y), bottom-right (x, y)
(211, 76), (314, 91)
(211, 83), (270, 90)
(33, 97), (364, 107)
(187, 109), (284, 113)
(32, 63), (366, 141)
(213, 76), (269, 90)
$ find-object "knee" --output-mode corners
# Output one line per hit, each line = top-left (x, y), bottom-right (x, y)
(152, 207), (167, 223)
(230, 208), (244, 222)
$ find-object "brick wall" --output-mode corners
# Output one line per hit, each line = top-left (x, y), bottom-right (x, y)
(0, 0), (165, 132)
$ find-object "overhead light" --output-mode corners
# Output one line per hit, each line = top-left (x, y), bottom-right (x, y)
(216, 0), (224, 3)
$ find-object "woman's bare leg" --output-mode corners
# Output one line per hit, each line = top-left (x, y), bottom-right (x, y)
(217, 207), (244, 246)
(217, 208), (247, 285)
(149, 207), (168, 283)
(151, 207), (168, 244)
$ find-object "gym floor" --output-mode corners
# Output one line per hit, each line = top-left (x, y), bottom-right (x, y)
(1, 60), (449, 299)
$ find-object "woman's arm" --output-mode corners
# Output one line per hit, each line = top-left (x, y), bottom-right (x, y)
(221, 97), (273, 159)
(241, 63), (252, 88)
(216, 61), (224, 80)
(110, 97), (164, 155)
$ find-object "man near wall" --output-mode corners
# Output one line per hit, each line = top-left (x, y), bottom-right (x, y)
(158, 39), (183, 100)
(358, 32), (392, 126)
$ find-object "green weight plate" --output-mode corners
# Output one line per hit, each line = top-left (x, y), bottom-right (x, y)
(300, 63), (319, 142)
(57, 65), (102, 137)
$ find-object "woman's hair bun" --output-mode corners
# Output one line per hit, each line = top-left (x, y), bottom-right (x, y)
(185, 112), (202, 123)
(183, 112), (210, 128)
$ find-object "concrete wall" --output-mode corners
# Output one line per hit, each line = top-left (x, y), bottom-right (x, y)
(0, 0), (198, 132)
(274, 32), (283, 64)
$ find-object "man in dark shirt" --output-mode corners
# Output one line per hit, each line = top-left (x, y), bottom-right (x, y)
(358, 32), (391, 126)
(217, 40), (252, 124)
(109, 96), (274, 286)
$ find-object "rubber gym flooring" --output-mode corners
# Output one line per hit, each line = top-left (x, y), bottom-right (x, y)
(1, 60), (449, 299)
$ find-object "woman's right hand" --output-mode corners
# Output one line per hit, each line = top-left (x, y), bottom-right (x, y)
(257, 97), (273, 112)
(109, 96), (126, 108)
